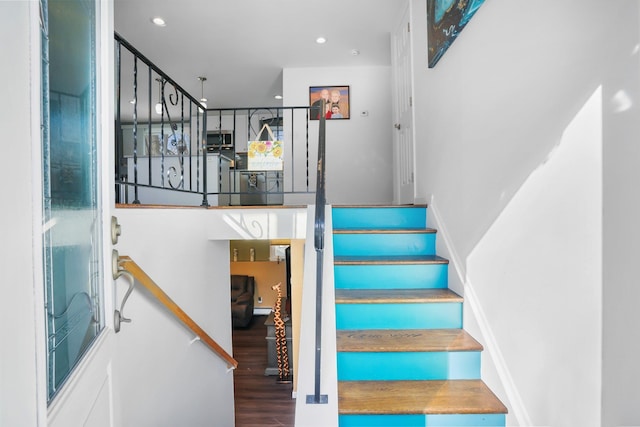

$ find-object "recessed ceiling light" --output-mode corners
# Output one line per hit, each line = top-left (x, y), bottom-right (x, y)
(274, 95), (283, 100)
(151, 17), (166, 27)
(316, 37), (327, 44)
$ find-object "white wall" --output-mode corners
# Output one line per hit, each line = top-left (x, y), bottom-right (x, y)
(409, 0), (635, 425)
(0, 2), (42, 426)
(283, 66), (394, 205)
(112, 206), (309, 426)
(112, 208), (235, 427)
(601, 3), (640, 427)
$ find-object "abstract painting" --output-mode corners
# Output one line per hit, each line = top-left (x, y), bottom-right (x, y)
(427, 0), (486, 68)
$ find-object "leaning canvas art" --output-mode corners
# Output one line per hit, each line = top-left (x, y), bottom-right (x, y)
(427, 0), (486, 68)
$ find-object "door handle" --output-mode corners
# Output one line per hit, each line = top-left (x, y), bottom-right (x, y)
(394, 123), (401, 130)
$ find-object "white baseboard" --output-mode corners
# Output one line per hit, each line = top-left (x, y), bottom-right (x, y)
(427, 198), (465, 296)
(428, 195), (531, 426)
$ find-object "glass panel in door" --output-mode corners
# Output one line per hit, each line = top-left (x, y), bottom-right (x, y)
(41, 0), (104, 401)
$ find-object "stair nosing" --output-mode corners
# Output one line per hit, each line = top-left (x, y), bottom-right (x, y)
(335, 288), (462, 304)
(334, 255), (449, 265)
(333, 228), (436, 234)
(336, 328), (483, 353)
(333, 204), (428, 208)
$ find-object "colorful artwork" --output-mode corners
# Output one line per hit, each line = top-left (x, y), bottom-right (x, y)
(427, 0), (486, 68)
(248, 124), (284, 171)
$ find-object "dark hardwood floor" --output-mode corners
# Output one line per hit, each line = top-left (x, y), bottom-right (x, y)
(233, 315), (295, 427)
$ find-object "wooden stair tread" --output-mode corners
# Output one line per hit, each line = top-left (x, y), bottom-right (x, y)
(334, 255), (449, 265)
(333, 204), (428, 208)
(338, 380), (508, 415)
(335, 289), (462, 304)
(337, 329), (483, 352)
(333, 228), (436, 234)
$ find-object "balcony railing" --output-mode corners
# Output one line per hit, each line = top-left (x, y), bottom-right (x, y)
(115, 32), (207, 206)
(114, 33), (317, 207)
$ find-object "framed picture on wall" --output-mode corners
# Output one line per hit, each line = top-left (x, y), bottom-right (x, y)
(309, 86), (350, 120)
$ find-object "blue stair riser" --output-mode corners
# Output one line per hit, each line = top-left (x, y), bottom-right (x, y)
(336, 303), (462, 330)
(337, 351), (481, 381)
(334, 264), (448, 290)
(333, 207), (426, 229)
(333, 233), (436, 257)
(339, 414), (506, 427)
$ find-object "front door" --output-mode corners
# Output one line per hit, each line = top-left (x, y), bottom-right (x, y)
(41, 0), (116, 424)
(391, 2), (416, 205)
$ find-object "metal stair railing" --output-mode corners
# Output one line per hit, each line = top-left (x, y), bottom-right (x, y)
(115, 32), (210, 206)
(307, 100), (328, 404)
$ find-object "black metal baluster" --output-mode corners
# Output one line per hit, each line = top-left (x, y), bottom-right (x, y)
(132, 55), (139, 204)
(201, 105), (209, 207)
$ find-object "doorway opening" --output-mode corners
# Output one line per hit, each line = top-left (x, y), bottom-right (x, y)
(230, 239), (304, 427)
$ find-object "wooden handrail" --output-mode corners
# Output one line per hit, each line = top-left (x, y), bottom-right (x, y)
(118, 255), (238, 369)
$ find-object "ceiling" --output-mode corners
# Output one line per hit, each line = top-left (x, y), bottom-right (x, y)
(114, 0), (404, 109)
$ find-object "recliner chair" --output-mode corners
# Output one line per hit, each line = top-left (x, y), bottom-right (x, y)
(231, 275), (255, 328)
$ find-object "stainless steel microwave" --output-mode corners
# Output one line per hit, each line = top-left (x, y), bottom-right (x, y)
(206, 131), (233, 150)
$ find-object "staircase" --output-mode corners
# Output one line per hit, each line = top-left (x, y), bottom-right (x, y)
(332, 205), (507, 427)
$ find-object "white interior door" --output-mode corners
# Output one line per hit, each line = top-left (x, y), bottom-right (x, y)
(391, 2), (416, 205)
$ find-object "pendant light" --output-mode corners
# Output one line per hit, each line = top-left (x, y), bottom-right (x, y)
(155, 78), (163, 115)
(198, 76), (207, 110)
